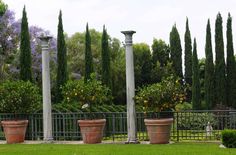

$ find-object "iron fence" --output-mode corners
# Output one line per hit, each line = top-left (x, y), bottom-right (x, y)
(0, 110), (236, 142)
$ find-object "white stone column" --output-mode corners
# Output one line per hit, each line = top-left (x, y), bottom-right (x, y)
(121, 31), (138, 144)
(39, 36), (53, 142)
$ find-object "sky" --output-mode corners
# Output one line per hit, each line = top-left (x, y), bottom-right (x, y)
(3, 0), (236, 58)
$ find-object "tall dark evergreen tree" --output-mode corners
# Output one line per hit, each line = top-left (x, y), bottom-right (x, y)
(226, 13), (236, 108)
(84, 23), (93, 82)
(192, 38), (201, 110)
(184, 18), (192, 86)
(215, 13), (226, 106)
(20, 6), (32, 82)
(204, 19), (215, 109)
(184, 18), (192, 102)
(101, 25), (111, 89)
(56, 10), (68, 103)
(169, 24), (183, 78)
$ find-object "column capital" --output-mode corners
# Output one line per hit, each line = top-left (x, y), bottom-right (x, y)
(121, 30), (136, 35)
(38, 35), (52, 48)
(121, 30), (136, 45)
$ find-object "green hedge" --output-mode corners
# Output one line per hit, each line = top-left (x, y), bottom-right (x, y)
(222, 130), (236, 148)
(177, 112), (217, 130)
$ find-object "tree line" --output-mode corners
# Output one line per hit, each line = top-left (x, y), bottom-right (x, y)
(169, 13), (236, 110)
(1, 0), (236, 110)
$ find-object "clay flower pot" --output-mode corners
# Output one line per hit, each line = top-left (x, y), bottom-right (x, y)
(144, 118), (173, 144)
(78, 119), (106, 144)
(1, 120), (28, 144)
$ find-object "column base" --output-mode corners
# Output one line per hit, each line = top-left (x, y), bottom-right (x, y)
(43, 137), (54, 143)
(125, 140), (140, 144)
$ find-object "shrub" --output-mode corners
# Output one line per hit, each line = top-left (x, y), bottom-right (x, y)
(177, 112), (217, 130)
(0, 80), (41, 113)
(175, 102), (192, 111)
(222, 130), (236, 148)
(61, 75), (113, 112)
(135, 75), (186, 112)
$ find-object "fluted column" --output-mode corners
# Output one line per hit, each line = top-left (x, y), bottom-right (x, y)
(121, 30), (138, 144)
(39, 36), (53, 142)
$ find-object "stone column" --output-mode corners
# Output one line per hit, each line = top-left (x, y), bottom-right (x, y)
(39, 36), (53, 142)
(121, 31), (138, 144)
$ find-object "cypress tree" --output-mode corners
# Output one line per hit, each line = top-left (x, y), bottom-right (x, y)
(20, 6), (32, 82)
(184, 18), (192, 85)
(56, 10), (68, 103)
(184, 18), (192, 102)
(170, 24), (183, 78)
(226, 13), (236, 108)
(215, 13), (226, 106)
(204, 19), (214, 109)
(192, 38), (201, 110)
(101, 25), (111, 89)
(84, 23), (93, 82)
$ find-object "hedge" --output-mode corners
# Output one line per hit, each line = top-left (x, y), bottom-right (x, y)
(222, 129), (236, 148)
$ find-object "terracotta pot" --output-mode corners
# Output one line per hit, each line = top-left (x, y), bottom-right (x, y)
(144, 118), (173, 144)
(78, 119), (106, 144)
(1, 120), (28, 144)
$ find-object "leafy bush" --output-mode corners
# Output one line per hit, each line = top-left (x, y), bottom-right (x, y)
(135, 75), (186, 112)
(61, 75), (113, 112)
(0, 80), (41, 113)
(177, 112), (217, 130)
(222, 130), (236, 148)
(175, 102), (192, 111)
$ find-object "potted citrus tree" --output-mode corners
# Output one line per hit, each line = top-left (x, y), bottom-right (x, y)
(0, 80), (41, 144)
(135, 75), (186, 144)
(62, 74), (112, 144)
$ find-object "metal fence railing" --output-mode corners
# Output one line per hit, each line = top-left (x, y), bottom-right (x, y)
(0, 110), (236, 142)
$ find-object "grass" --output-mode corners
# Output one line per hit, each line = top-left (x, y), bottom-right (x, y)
(0, 143), (235, 155)
(103, 130), (221, 141)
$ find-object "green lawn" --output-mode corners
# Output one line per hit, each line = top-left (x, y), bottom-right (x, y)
(0, 143), (235, 155)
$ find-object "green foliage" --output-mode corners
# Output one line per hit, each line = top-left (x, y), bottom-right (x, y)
(53, 103), (127, 113)
(84, 23), (93, 82)
(135, 76), (186, 112)
(222, 130), (236, 148)
(151, 61), (175, 83)
(101, 26), (111, 90)
(151, 39), (173, 83)
(226, 13), (236, 108)
(66, 29), (102, 77)
(178, 113), (217, 130)
(61, 74), (113, 111)
(152, 38), (170, 67)
(199, 59), (206, 108)
(175, 102), (192, 111)
(184, 18), (192, 103)
(56, 10), (68, 103)
(133, 43), (152, 87)
(215, 13), (226, 106)
(0, 80), (41, 113)
(19, 6), (32, 82)
(0, 0), (7, 16)
(110, 48), (126, 104)
(184, 18), (192, 87)
(169, 24), (183, 78)
(192, 38), (201, 110)
(204, 19), (214, 110)
(66, 30), (125, 105)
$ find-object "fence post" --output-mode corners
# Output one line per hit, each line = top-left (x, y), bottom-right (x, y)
(112, 113), (115, 142)
(177, 112), (179, 142)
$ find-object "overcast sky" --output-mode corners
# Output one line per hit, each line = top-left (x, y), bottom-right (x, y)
(4, 0), (236, 58)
